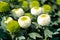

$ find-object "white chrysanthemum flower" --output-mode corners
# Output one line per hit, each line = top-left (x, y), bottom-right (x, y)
(18, 16), (31, 28)
(12, 8), (24, 18)
(37, 14), (51, 26)
(31, 7), (43, 16)
(5, 17), (13, 24)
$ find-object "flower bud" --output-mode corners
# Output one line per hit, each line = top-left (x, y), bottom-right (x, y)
(6, 20), (20, 33)
(0, 1), (10, 12)
(42, 4), (51, 13)
(22, 1), (28, 9)
(30, 1), (40, 8)
(56, 0), (60, 5)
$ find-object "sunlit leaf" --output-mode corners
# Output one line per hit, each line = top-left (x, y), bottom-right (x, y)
(29, 32), (42, 39)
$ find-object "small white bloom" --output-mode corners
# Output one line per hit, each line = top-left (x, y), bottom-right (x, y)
(18, 16), (31, 28)
(5, 17), (13, 24)
(31, 7), (43, 16)
(37, 14), (51, 26)
(12, 8), (24, 18)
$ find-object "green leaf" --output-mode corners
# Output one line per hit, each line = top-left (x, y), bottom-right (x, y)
(0, 28), (6, 39)
(27, 37), (32, 40)
(16, 36), (25, 40)
(32, 22), (42, 29)
(0, 0), (9, 2)
(29, 32), (42, 39)
(57, 28), (60, 31)
(57, 11), (60, 17)
(44, 29), (53, 38)
(53, 28), (60, 35)
(0, 38), (3, 40)
(53, 32), (59, 35)
(41, 0), (47, 4)
(57, 18), (60, 23)
(52, 37), (59, 40)
(1, 16), (6, 31)
(51, 21), (58, 26)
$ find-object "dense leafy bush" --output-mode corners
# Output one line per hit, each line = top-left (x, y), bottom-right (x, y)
(0, 0), (60, 40)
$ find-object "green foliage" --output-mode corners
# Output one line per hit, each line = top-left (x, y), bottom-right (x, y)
(0, 0), (60, 40)
(29, 32), (42, 39)
(44, 29), (53, 38)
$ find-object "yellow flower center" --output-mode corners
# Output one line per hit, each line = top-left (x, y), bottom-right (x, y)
(25, 13), (32, 19)
(40, 14), (47, 18)
(34, 7), (39, 10)
(14, 8), (19, 11)
(21, 17), (27, 21)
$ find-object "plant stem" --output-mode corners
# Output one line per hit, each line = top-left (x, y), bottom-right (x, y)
(45, 36), (47, 40)
(10, 32), (15, 40)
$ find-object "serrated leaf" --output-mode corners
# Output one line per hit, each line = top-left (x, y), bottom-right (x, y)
(29, 32), (42, 39)
(44, 29), (53, 38)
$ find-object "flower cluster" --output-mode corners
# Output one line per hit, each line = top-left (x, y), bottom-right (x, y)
(1, 0), (52, 33)
(0, 0), (60, 40)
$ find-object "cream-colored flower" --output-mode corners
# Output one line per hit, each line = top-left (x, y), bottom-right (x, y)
(31, 7), (42, 16)
(37, 14), (51, 26)
(5, 17), (13, 24)
(12, 8), (24, 18)
(18, 16), (31, 28)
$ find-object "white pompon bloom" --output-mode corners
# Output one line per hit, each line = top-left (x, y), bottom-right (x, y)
(37, 14), (51, 26)
(31, 7), (43, 16)
(18, 16), (31, 28)
(12, 8), (24, 18)
(5, 17), (13, 24)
